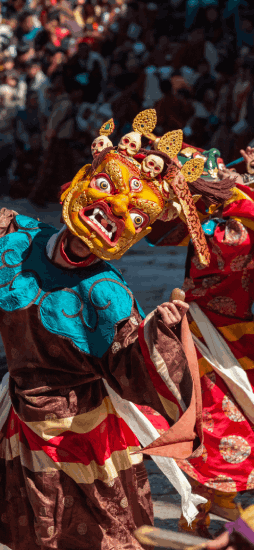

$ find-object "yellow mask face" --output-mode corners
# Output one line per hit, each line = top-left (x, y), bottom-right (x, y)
(61, 151), (164, 260)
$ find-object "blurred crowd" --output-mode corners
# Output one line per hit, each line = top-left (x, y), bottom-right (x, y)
(1, 0), (254, 205)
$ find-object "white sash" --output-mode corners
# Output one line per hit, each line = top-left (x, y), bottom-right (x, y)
(0, 372), (11, 431)
(189, 302), (254, 424)
(103, 379), (206, 525)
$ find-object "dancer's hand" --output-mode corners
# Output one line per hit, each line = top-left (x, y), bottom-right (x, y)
(218, 167), (243, 185)
(157, 300), (189, 328)
(205, 530), (235, 549)
(240, 146), (254, 174)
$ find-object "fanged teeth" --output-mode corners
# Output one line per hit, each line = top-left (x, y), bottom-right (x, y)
(88, 209), (117, 240)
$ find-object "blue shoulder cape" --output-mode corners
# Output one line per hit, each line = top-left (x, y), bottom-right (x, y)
(0, 215), (144, 357)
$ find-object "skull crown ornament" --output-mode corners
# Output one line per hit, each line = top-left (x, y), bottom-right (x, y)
(141, 154), (164, 179)
(62, 109), (210, 267)
(91, 135), (113, 157)
(117, 132), (141, 157)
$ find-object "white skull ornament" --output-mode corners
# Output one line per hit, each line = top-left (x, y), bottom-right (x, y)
(141, 154), (164, 179)
(117, 131), (141, 156)
(91, 135), (113, 158)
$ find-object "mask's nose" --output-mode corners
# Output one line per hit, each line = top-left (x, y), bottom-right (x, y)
(106, 194), (129, 217)
(106, 194), (136, 236)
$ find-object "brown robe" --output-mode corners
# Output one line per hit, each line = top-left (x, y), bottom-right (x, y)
(0, 208), (201, 550)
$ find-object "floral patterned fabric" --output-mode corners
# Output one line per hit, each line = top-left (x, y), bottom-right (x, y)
(178, 204), (254, 491)
(176, 370), (254, 492)
(148, 184), (254, 491)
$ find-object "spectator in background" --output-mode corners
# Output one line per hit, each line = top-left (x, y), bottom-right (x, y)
(172, 28), (206, 71)
(245, 66), (254, 133)
(0, 23), (14, 60)
(44, 10), (69, 47)
(25, 59), (50, 120)
(155, 80), (194, 133)
(39, 42), (63, 76)
(29, 72), (75, 206)
(13, 91), (42, 198)
(34, 27), (51, 57)
(63, 40), (107, 101)
(193, 58), (215, 102)
(1, 0), (254, 199)
(110, 61), (145, 137)
(0, 91), (16, 196)
(208, 58), (237, 160)
(0, 68), (26, 108)
(2, 56), (15, 72)
(196, 6), (222, 45)
(15, 41), (35, 68)
(5, 14), (18, 35)
(73, 0), (86, 29)
(15, 9), (41, 44)
(227, 64), (254, 164)
(171, 69), (192, 95)
(81, 1), (97, 28)
(47, 48), (67, 76)
(4, 0), (26, 19)
(215, 58), (237, 123)
(153, 35), (171, 66)
(184, 116), (209, 148)
(58, 8), (83, 39)
(202, 87), (220, 142)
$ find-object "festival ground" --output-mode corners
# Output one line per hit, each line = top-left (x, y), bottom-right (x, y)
(0, 196), (253, 550)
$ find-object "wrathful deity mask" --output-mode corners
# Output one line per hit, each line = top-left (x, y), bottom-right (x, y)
(61, 151), (165, 260)
(61, 110), (211, 266)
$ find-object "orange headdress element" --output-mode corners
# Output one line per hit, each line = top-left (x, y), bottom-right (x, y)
(61, 109), (210, 265)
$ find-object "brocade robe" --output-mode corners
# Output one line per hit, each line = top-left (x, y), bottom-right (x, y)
(0, 208), (197, 550)
(148, 183), (254, 493)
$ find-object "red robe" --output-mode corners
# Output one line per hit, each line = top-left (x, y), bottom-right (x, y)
(147, 184), (254, 492)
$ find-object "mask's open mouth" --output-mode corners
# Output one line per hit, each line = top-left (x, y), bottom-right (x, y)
(78, 201), (125, 246)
